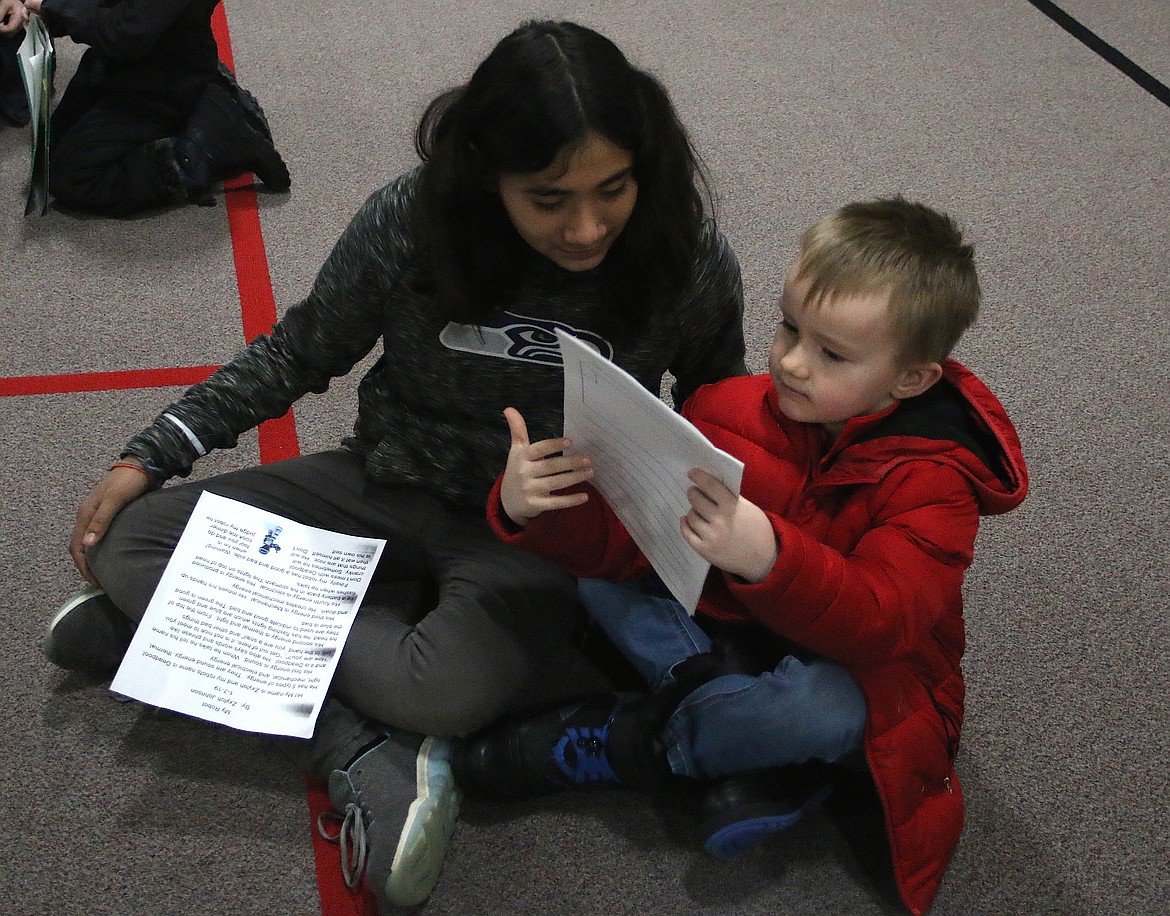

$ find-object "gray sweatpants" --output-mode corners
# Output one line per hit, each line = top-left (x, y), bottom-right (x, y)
(88, 450), (609, 771)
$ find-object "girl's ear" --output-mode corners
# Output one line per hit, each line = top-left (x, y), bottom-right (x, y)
(892, 361), (944, 400)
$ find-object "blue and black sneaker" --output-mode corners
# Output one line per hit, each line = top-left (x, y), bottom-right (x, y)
(453, 693), (672, 799)
(699, 763), (834, 859)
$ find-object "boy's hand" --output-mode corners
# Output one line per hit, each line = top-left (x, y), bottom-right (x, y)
(500, 407), (593, 527)
(0, 0), (29, 34)
(681, 467), (778, 583)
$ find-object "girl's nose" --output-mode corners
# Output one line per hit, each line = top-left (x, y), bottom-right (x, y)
(564, 205), (606, 246)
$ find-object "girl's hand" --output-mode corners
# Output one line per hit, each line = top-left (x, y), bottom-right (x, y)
(499, 407), (593, 526)
(70, 463), (152, 583)
(680, 467), (777, 582)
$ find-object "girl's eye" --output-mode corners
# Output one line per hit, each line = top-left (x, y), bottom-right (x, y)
(822, 348), (845, 363)
(601, 183), (628, 199)
(532, 199), (563, 212)
(780, 319), (797, 334)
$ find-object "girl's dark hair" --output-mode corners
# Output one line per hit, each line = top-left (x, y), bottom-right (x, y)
(414, 20), (710, 337)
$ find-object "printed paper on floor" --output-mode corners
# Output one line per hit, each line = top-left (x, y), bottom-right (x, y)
(110, 492), (385, 738)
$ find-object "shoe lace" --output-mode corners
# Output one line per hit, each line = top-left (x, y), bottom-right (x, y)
(317, 803), (368, 888)
(554, 724), (620, 786)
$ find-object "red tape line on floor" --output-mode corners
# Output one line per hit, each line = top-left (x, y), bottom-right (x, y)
(212, 5), (299, 467)
(0, 365), (219, 396)
(212, 7), (373, 916)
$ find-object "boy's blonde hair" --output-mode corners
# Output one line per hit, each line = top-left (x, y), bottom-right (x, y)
(797, 197), (980, 364)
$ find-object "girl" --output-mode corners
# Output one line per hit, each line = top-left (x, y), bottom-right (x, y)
(48, 20), (746, 910)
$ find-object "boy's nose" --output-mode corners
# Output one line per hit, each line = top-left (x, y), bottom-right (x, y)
(780, 346), (809, 378)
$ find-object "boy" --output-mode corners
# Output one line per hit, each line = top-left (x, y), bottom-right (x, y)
(23, 0), (289, 215)
(454, 197), (1028, 915)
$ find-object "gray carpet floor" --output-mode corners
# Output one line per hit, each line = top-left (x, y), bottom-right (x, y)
(2, 1), (1167, 914)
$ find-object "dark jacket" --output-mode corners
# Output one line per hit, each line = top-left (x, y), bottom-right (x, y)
(40, 0), (219, 101)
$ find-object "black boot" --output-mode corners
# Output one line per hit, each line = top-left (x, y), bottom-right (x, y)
(146, 137), (216, 206)
(181, 81), (290, 192)
(214, 62), (274, 142)
(451, 693), (674, 800)
(451, 648), (762, 800)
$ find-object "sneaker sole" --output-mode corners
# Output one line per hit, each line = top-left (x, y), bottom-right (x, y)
(216, 62), (273, 139)
(384, 737), (462, 907)
(46, 585), (106, 640)
(703, 783), (833, 859)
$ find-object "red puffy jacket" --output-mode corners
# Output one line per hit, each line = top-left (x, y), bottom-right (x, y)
(488, 361), (1028, 914)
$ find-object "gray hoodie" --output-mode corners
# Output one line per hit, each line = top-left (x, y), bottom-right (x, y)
(124, 169), (746, 508)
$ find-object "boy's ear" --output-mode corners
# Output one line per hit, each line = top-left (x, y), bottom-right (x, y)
(892, 361), (944, 400)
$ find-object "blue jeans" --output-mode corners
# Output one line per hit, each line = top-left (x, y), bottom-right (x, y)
(578, 577), (867, 779)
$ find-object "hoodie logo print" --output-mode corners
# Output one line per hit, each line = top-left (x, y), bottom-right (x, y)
(439, 312), (612, 365)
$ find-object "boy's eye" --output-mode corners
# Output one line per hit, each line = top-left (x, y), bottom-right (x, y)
(780, 318), (797, 334)
(532, 198), (563, 212)
(822, 347), (845, 363)
(601, 183), (629, 199)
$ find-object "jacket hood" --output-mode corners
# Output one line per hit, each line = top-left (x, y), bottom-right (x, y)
(810, 360), (1028, 516)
